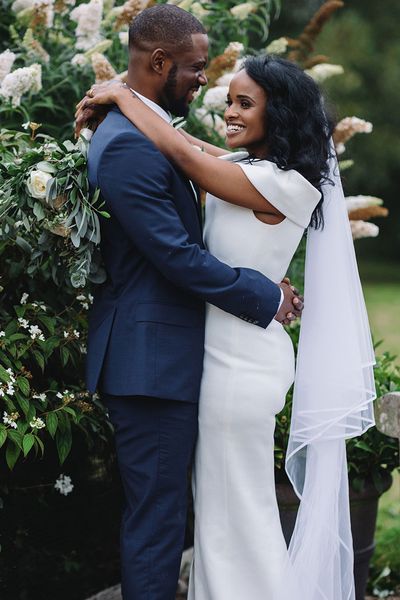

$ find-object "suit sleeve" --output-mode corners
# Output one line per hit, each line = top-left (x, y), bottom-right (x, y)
(97, 132), (281, 328)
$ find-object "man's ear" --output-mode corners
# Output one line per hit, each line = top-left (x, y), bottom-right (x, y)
(150, 48), (170, 75)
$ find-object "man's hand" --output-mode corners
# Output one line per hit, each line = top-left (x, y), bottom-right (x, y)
(275, 277), (304, 326)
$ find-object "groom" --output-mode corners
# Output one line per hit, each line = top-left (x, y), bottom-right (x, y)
(84, 5), (301, 599)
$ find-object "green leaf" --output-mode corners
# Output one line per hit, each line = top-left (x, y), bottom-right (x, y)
(7, 429), (23, 449)
(34, 434), (44, 456)
(99, 211), (111, 218)
(0, 364), (10, 383)
(38, 316), (55, 335)
(15, 392), (30, 417)
(17, 377), (30, 396)
(6, 442), (21, 470)
(56, 431), (72, 464)
(23, 433), (35, 457)
(33, 202), (45, 221)
(33, 350), (45, 371)
(36, 161), (57, 174)
(46, 412), (58, 438)
(0, 427), (7, 448)
(60, 346), (70, 366)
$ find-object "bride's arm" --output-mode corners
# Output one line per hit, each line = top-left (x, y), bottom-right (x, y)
(79, 84), (282, 216)
(178, 129), (227, 158)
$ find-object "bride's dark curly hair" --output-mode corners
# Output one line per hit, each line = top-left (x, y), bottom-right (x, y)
(243, 55), (335, 229)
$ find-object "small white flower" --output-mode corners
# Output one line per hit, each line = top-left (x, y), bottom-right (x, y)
(54, 474), (74, 496)
(3, 411), (18, 428)
(305, 63), (344, 83)
(73, 329), (80, 338)
(0, 49), (17, 85)
(56, 392), (63, 398)
(18, 317), (30, 329)
(63, 330), (69, 338)
(88, 293), (94, 303)
(30, 416), (45, 429)
(0, 331), (5, 337)
(80, 344), (87, 354)
(20, 292), (29, 304)
(22, 122), (30, 130)
(33, 392), (47, 402)
(27, 169), (53, 200)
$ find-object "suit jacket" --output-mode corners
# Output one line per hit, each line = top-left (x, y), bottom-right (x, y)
(85, 107), (281, 403)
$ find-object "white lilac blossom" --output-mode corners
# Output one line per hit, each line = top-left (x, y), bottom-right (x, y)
(230, 2), (257, 20)
(0, 50), (17, 85)
(215, 72), (235, 87)
(194, 107), (226, 139)
(11, 0), (35, 12)
(305, 63), (344, 83)
(345, 195), (383, 213)
(71, 53), (89, 67)
(20, 292), (29, 304)
(190, 2), (209, 19)
(266, 37), (288, 55)
(202, 86), (229, 112)
(27, 169), (53, 199)
(30, 416), (45, 429)
(3, 410), (19, 428)
(29, 324), (45, 341)
(0, 63), (42, 107)
(350, 220), (379, 240)
(54, 474), (74, 496)
(118, 31), (129, 45)
(70, 0), (103, 51)
(35, 0), (55, 27)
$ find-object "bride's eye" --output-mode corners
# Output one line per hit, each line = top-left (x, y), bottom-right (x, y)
(225, 99), (232, 106)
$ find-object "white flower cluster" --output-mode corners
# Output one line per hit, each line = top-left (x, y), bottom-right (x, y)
(0, 331), (5, 338)
(230, 2), (257, 20)
(194, 107), (226, 139)
(202, 85), (229, 112)
(70, 0), (103, 51)
(11, 0), (35, 12)
(0, 368), (17, 398)
(0, 50), (16, 85)
(29, 324), (45, 341)
(56, 389), (75, 401)
(76, 293), (93, 310)
(18, 317), (30, 329)
(350, 220), (379, 240)
(71, 53), (89, 67)
(345, 195), (383, 213)
(30, 416), (45, 429)
(334, 116), (373, 155)
(63, 329), (80, 339)
(3, 410), (19, 428)
(54, 474), (74, 496)
(305, 63), (344, 83)
(33, 392), (47, 402)
(118, 31), (129, 46)
(11, 0), (54, 25)
(266, 37), (288, 55)
(0, 63), (42, 107)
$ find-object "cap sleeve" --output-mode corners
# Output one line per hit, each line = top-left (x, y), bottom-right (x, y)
(236, 159), (322, 229)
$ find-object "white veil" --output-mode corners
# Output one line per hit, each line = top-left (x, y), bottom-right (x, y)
(275, 147), (376, 600)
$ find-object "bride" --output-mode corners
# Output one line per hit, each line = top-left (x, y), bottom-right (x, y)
(76, 54), (375, 600)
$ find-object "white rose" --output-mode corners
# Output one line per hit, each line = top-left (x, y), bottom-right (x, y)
(27, 170), (53, 199)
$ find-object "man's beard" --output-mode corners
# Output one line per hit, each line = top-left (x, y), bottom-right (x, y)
(163, 63), (190, 117)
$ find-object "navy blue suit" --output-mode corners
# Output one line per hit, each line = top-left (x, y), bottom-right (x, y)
(86, 107), (281, 599)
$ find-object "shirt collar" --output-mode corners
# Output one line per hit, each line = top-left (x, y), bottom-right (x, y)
(132, 90), (172, 123)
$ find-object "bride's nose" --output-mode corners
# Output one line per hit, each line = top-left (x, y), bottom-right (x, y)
(225, 104), (239, 119)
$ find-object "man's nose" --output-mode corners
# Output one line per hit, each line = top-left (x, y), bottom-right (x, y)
(198, 71), (208, 86)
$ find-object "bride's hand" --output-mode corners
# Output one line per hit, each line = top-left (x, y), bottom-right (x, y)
(74, 80), (128, 138)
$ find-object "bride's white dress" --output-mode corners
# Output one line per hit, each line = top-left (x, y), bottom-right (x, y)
(188, 152), (321, 600)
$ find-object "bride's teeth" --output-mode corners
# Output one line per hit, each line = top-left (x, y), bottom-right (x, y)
(227, 125), (245, 132)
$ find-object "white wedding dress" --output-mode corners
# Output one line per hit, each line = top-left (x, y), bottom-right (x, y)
(188, 152), (322, 600)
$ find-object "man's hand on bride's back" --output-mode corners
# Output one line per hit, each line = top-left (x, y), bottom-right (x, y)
(74, 80), (122, 138)
(275, 278), (304, 326)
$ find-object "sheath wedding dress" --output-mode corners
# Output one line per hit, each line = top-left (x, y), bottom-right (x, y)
(188, 152), (321, 600)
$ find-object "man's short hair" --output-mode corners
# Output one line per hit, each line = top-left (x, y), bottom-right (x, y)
(129, 4), (206, 53)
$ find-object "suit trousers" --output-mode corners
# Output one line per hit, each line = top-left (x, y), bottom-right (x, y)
(103, 394), (198, 600)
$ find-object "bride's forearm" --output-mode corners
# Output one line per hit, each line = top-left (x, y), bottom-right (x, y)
(179, 130), (227, 157)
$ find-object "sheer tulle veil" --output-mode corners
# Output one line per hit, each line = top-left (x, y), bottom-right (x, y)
(274, 145), (376, 600)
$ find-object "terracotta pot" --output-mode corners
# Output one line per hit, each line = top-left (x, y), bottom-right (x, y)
(276, 474), (393, 600)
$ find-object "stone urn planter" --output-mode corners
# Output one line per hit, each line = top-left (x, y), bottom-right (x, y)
(276, 473), (393, 600)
